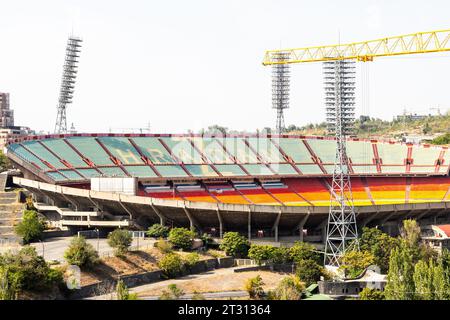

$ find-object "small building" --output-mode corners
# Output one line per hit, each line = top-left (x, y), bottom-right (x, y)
(318, 265), (387, 299)
(421, 224), (450, 253)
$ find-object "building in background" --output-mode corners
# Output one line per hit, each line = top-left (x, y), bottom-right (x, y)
(0, 92), (33, 149)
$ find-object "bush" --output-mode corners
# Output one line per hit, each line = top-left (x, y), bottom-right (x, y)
(14, 210), (45, 244)
(269, 247), (291, 264)
(0, 246), (62, 292)
(295, 259), (324, 287)
(219, 232), (249, 258)
(183, 252), (200, 270)
(158, 253), (185, 278)
(289, 242), (321, 264)
(168, 228), (196, 251)
(147, 224), (169, 238)
(248, 245), (273, 265)
(154, 240), (173, 254)
(159, 284), (185, 300)
(359, 287), (385, 300)
(245, 275), (265, 299)
(116, 279), (138, 300)
(269, 275), (304, 300)
(107, 229), (133, 256)
(339, 250), (374, 279)
(64, 236), (99, 268)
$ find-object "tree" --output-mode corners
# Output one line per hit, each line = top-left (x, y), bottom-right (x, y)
(384, 244), (415, 300)
(0, 150), (11, 172)
(431, 133), (450, 145)
(219, 232), (249, 258)
(0, 268), (17, 300)
(359, 288), (385, 300)
(400, 219), (420, 249)
(339, 250), (375, 279)
(295, 259), (324, 286)
(116, 279), (138, 300)
(245, 275), (265, 299)
(423, 122), (432, 134)
(147, 224), (169, 238)
(64, 236), (99, 268)
(289, 242), (321, 264)
(168, 227), (196, 251)
(183, 252), (200, 271)
(14, 210), (45, 244)
(269, 276), (304, 300)
(158, 253), (185, 278)
(413, 260), (433, 300)
(107, 229), (133, 256)
(154, 240), (173, 254)
(432, 261), (450, 300)
(359, 227), (399, 273)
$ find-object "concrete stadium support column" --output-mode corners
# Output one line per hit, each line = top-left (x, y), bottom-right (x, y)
(150, 203), (166, 226)
(248, 209), (252, 241)
(183, 207), (201, 233)
(297, 213), (310, 242)
(272, 210), (282, 242)
(216, 208), (223, 239)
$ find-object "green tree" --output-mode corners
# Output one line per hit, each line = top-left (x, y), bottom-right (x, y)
(0, 150), (11, 171)
(64, 236), (99, 268)
(147, 224), (169, 238)
(116, 279), (138, 300)
(432, 261), (450, 300)
(14, 210), (45, 244)
(359, 288), (385, 300)
(413, 260), (433, 300)
(158, 253), (185, 278)
(183, 252), (200, 271)
(339, 250), (375, 279)
(245, 275), (265, 299)
(247, 245), (273, 265)
(107, 229), (133, 256)
(168, 227), (196, 251)
(289, 242), (321, 264)
(359, 227), (399, 273)
(384, 244), (415, 300)
(0, 268), (17, 300)
(219, 232), (249, 258)
(269, 275), (304, 300)
(295, 259), (324, 286)
(431, 133), (450, 145)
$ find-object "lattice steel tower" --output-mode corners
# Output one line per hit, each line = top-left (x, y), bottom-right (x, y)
(271, 52), (290, 133)
(55, 36), (82, 134)
(323, 59), (359, 268)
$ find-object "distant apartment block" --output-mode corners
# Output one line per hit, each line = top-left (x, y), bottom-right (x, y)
(0, 92), (14, 128)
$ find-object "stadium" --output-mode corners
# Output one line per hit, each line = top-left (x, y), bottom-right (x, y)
(6, 133), (450, 244)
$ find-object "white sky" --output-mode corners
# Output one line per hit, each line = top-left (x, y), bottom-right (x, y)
(0, 0), (449, 134)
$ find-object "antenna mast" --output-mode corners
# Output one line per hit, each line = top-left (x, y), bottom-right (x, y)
(55, 36), (82, 134)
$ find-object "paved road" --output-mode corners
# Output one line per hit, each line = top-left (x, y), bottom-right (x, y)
(30, 237), (156, 262)
(141, 290), (248, 300)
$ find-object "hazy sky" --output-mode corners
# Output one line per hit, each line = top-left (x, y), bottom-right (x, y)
(0, 0), (449, 134)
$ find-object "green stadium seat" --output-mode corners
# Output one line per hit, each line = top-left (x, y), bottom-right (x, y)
(222, 137), (258, 163)
(159, 137), (204, 164)
(98, 137), (144, 165)
(214, 164), (247, 176)
(131, 137), (175, 164)
(191, 137), (234, 164)
(277, 138), (314, 163)
(22, 141), (66, 169)
(7, 144), (47, 169)
(42, 139), (88, 167)
(184, 165), (218, 177)
(97, 167), (128, 177)
(124, 165), (158, 178)
(154, 165), (189, 178)
(306, 139), (336, 163)
(66, 137), (114, 166)
(269, 163), (298, 175)
(377, 142), (408, 165)
(247, 137), (284, 163)
(242, 164), (273, 176)
(411, 145), (440, 166)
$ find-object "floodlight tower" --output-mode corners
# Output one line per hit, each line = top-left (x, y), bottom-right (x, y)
(271, 52), (290, 133)
(323, 59), (359, 268)
(55, 36), (82, 134)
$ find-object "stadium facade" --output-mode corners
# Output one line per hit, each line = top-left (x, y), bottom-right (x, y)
(6, 133), (450, 242)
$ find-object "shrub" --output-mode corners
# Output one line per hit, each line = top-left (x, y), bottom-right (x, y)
(168, 228), (196, 251)
(192, 291), (205, 300)
(244, 275), (265, 299)
(289, 242), (321, 264)
(154, 240), (173, 254)
(183, 252), (200, 270)
(116, 279), (138, 300)
(107, 229), (133, 256)
(219, 232), (249, 258)
(269, 275), (304, 300)
(359, 288), (385, 300)
(14, 210), (45, 244)
(147, 224), (169, 238)
(0, 246), (62, 292)
(295, 259), (324, 286)
(269, 247), (291, 264)
(64, 236), (99, 268)
(158, 283), (185, 300)
(158, 253), (185, 278)
(248, 245), (273, 265)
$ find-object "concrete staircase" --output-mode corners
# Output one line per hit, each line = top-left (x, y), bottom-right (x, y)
(0, 191), (23, 248)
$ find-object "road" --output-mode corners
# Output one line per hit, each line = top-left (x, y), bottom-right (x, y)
(30, 237), (156, 262)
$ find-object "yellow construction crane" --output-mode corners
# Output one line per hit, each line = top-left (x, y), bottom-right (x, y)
(263, 29), (450, 65)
